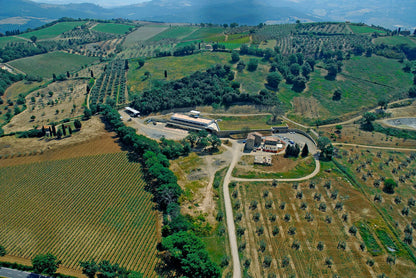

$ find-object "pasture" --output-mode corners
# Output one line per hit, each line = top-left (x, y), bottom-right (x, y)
(0, 151), (159, 277)
(18, 21), (86, 40)
(127, 52), (230, 93)
(374, 36), (416, 47)
(232, 161), (416, 278)
(8, 51), (98, 78)
(297, 55), (413, 123)
(92, 23), (134, 35)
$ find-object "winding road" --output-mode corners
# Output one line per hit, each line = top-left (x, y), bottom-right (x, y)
(223, 140), (320, 278)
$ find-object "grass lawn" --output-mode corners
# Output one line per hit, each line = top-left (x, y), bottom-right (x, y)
(18, 21), (86, 40)
(8, 51), (98, 78)
(92, 23), (133, 34)
(374, 36), (416, 47)
(349, 24), (386, 34)
(0, 36), (28, 48)
(217, 115), (273, 130)
(127, 52), (231, 93)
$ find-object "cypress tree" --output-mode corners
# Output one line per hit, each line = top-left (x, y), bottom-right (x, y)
(52, 125), (57, 136)
(301, 144), (309, 157)
(62, 125), (66, 136)
(68, 126), (72, 135)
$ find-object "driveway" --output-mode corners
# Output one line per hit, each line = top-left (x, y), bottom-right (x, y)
(0, 268), (49, 278)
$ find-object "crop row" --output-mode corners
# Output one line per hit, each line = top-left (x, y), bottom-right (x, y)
(0, 152), (159, 277)
(90, 59), (128, 105)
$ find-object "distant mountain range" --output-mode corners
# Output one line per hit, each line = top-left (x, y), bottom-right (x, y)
(0, 0), (415, 33)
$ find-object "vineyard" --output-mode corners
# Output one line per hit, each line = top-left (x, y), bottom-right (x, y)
(89, 59), (128, 105)
(232, 168), (416, 278)
(0, 152), (160, 277)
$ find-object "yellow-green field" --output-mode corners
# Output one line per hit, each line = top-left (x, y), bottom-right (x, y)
(0, 152), (159, 277)
(8, 51), (99, 78)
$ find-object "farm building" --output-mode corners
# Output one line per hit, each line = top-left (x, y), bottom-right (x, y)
(168, 113), (219, 132)
(263, 136), (283, 152)
(245, 132), (263, 151)
(125, 107), (140, 117)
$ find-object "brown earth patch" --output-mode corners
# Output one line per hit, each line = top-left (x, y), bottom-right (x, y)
(0, 116), (121, 167)
(292, 96), (320, 118)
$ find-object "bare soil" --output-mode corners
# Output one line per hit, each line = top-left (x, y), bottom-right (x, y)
(0, 116), (121, 167)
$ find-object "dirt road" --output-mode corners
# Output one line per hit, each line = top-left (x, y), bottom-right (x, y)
(223, 141), (243, 278)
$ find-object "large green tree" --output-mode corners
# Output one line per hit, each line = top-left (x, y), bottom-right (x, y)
(32, 253), (62, 276)
(266, 72), (283, 90)
(0, 245), (6, 256)
(317, 136), (334, 159)
(80, 259), (99, 278)
(161, 231), (220, 278)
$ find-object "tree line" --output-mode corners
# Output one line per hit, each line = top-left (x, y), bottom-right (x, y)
(100, 105), (221, 277)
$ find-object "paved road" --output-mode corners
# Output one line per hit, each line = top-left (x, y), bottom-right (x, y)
(0, 268), (49, 278)
(223, 141), (243, 278)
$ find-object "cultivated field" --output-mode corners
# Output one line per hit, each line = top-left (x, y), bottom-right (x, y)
(122, 26), (169, 47)
(0, 36), (28, 48)
(18, 21), (87, 40)
(335, 147), (416, 259)
(232, 160), (416, 277)
(0, 151), (160, 277)
(3, 79), (87, 133)
(92, 23), (134, 35)
(8, 51), (98, 78)
(349, 24), (386, 34)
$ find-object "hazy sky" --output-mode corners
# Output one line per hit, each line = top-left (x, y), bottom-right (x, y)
(31, 0), (151, 7)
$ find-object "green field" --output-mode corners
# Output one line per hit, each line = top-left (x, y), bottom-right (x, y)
(218, 115), (273, 130)
(183, 27), (224, 41)
(0, 152), (159, 277)
(374, 36), (416, 47)
(92, 23), (134, 34)
(349, 24), (386, 34)
(127, 52), (230, 93)
(0, 36), (28, 48)
(9, 51), (98, 78)
(18, 21), (86, 40)
(298, 55), (413, 122)
(148, 26), (198, 41)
